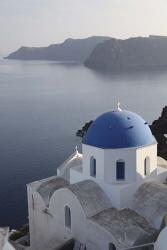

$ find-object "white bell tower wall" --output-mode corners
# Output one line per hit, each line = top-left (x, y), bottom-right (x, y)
(104, 147), (136, 184)
(82, 144), (105, 182)
(136, 143), (157, 180)
(82, 142), (157, 185)
(79, 142), (158, 209)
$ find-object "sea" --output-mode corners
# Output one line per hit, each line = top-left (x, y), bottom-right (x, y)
(0, 57), (167, 229)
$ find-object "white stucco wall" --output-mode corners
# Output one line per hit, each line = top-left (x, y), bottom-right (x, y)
(3, 242), (15, 250)
(27, 184), (87, 250)
(86, 220), (117, 250)
(0, 228), (15, 250)
(82, 144), (105, 182)
(27, 185), (35, 249)
(136, 143), (157, 181)
(154, 226), (167, 250)
(28, 181), (119, 250)
(27, 140), (163, 249)
(27, 185), (48, 250)
(83, 143), (157, 184)
(71, 143), (159, 209)
(104, 147), (136, 184)
(49, 188), (87, 244)
(70, 167), (84, 184)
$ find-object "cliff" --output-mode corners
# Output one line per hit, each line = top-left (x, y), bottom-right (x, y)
(5, 36), (110, 62)
(85, 36), (167, 71)
(150, 106), (167, 160)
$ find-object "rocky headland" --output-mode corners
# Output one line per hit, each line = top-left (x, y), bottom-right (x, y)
(6, 35), (167, 72)
(5, 36), (110, 62)
(85, 35), (167, 71)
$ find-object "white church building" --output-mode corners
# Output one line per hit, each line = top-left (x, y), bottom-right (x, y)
(27, 105), (167, 250)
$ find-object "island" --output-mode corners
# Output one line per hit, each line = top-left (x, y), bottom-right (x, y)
(6, 35), (167, 72)
(85, 35), (167, 71)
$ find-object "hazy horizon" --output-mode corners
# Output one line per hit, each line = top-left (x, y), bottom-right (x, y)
(1, 0), (167, 55)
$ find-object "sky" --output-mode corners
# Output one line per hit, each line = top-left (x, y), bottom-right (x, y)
(0, 0), (167, 55)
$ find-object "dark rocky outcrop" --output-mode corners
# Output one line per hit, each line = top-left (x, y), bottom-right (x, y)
(5, 36), (110, 62)
(150, 106), (167, 160)
(85, 35), (167, 71)
(10, 224), (29, 243)
(76, 120), (93, 138)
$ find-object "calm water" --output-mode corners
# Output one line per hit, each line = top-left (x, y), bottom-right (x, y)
(0, 58), (167, 229)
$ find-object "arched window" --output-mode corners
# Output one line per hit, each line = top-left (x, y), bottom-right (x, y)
(90, 156), (96, 177)
(109, 243), (116, 250)
(144, 157), (150, 176)
(116, 159), (125, 180)
(65, 206), (71, 228)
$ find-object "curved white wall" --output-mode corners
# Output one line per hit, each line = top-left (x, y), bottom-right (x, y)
(136, 143), (157, 180)
(49, 188), (87, 243)
(27, 185), (87, 250)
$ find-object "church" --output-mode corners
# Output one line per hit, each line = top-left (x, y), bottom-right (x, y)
(27, 104), (167, 250)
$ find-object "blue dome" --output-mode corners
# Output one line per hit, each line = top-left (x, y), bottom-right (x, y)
(83, 110), (156, 149)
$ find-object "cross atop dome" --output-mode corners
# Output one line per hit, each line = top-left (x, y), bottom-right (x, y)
(117, 101), (122, 111)
(75, 146), (78, 154)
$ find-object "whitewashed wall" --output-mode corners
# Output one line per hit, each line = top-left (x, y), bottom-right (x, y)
(104, 147), (136, 183)
(70, 167), (84, 184)
(27, 185), (87, 250)
(82, 144), (105, 181)
(136, 143), (157, 180)
(49, 188), (87, 243)
(86, 220), (117, 250)
(75, 143), (158, 209)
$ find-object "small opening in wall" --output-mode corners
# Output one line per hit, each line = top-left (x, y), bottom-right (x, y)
(90, 156), (96, 177)
(109, 243), (116, 250)
(144, 157), (150, 176)
(65, 206), (71, 228)
(116, 160), (125, 180)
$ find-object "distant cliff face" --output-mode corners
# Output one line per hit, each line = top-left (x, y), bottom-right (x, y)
(85, 36), (167, 70)
(5, 36), (110, 62)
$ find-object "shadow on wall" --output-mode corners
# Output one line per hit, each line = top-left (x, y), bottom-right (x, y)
(57, 239), (74, 250)
(131, 176), (167, 230)
(119, 168), (158, 210)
